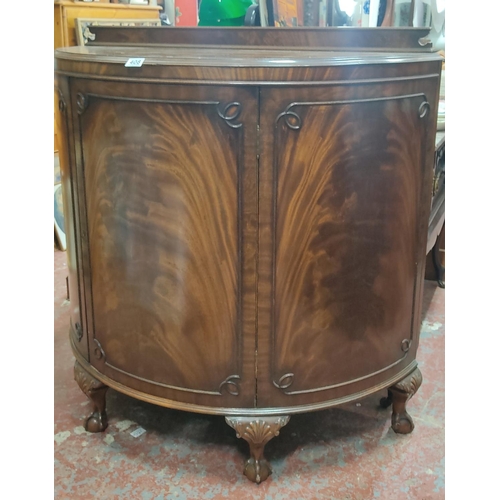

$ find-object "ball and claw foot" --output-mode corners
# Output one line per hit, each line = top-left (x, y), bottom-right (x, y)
(85, 402), (108, 433)
(244, 456), (272, 484)
(74, 360), (109, 433)
(225, 415), (290, 484)
(380, 367), (422, 435)
(390, 391), (415, 434)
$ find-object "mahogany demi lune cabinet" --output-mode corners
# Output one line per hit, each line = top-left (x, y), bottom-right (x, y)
(55, 27), (442, 484)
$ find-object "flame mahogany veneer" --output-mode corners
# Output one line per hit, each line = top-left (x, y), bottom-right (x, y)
(55, 27), (442, 483)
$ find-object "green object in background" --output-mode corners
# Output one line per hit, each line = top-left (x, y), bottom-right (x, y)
(198, 0), (254, 26)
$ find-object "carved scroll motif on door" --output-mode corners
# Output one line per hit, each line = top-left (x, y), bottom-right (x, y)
(90, 337), (242, 397)
(74, 92), (243, 129)
(273, 339), (413, 396)
(276, 93), (430, 130)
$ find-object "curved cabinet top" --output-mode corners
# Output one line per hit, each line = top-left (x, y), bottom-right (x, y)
(54, 28), (443, 85)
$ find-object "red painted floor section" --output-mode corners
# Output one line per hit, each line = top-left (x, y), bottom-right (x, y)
(54, 249), (444, 499)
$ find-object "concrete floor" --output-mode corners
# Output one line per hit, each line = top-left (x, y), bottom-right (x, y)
(54, 249), (445, 499)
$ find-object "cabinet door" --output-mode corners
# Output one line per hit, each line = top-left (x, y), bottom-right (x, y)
(257, 81), (438, 408)
(70, 80), (258, 409)
(57, 77), (88, 360)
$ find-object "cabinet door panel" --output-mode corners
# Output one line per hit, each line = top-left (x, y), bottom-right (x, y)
(70, 81), (257, 408)
(57, 77), (88, 359)
(258, 82), (438, 407)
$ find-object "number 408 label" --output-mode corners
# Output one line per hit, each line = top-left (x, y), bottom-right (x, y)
(125, 58), (145, 68)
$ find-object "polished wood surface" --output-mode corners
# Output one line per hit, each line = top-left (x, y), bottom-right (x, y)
(56, 43), (441, 68)
(86, 26), (433, 51)
(55, 28), (441, 483)
(65, 79), (258, 408)
(257, 82), (437, 408)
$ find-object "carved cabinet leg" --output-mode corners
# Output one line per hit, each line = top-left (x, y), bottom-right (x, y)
(74, 361), (109, 433)
(380, 367), (423, 434)
(225, 416), (290, 484)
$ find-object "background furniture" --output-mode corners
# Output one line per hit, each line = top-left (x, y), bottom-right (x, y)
(53, 1), (161, 153)
(54, 1), (161, 48)
(55, 27), (442, 483)
(425, 58), (444, 287)
(426, 131), (445, 286)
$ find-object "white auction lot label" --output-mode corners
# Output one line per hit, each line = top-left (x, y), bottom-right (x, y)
(125, 58), (145, 68)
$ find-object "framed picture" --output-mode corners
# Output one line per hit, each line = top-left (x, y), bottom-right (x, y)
(75, 18), (162, 46)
